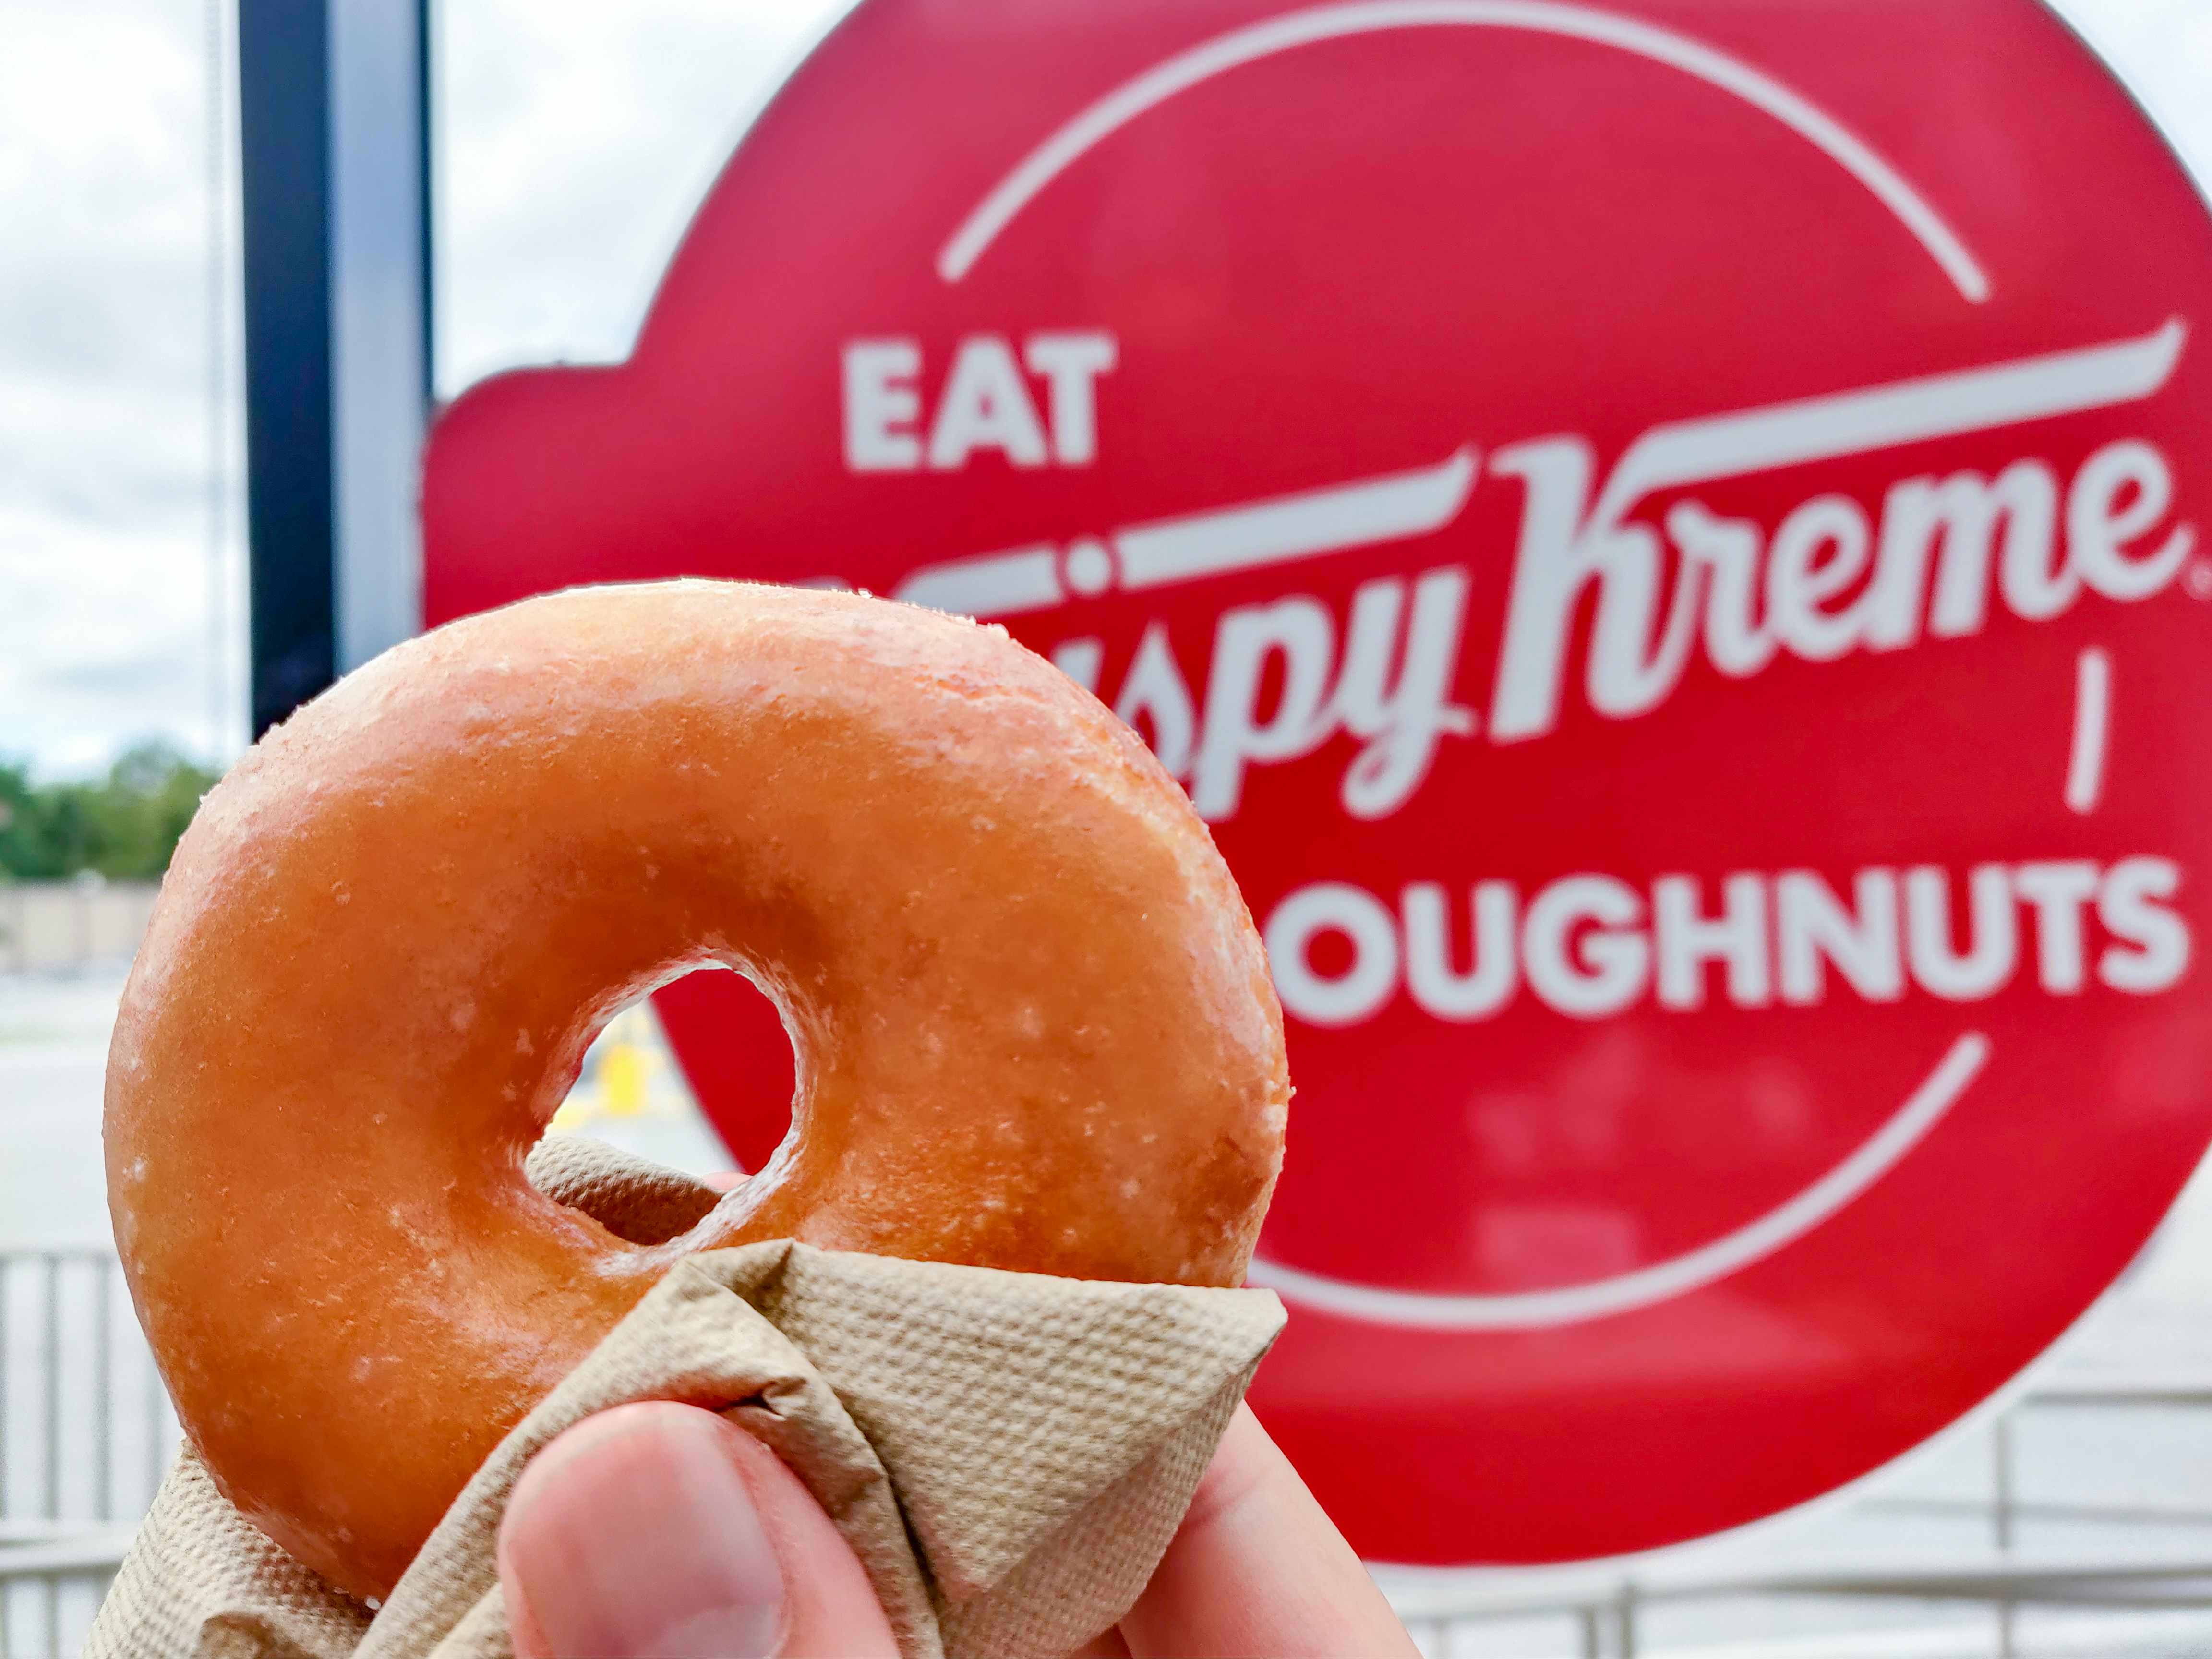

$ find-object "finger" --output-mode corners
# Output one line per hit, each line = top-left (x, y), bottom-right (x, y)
(1118, 1404), (1416, 1658)
(500, 1400), (900, 1659)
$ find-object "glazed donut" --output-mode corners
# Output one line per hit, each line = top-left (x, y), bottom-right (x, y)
(105, 581), (1289, 1600)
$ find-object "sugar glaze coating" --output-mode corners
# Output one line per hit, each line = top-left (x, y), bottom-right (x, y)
(106, 581), (1289, 1599)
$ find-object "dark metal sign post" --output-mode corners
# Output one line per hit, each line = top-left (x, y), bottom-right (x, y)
(238, 0), (431, 736)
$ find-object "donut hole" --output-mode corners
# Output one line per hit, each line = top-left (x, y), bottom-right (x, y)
(542, 966), (796, 1180)
(652, 965), (798, 1174)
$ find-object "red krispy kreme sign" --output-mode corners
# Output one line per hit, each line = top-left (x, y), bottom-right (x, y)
(422, 0), (2212, 1565)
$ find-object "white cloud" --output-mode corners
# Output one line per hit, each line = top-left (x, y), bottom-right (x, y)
(1, 0), (2207, 778)
(0, 0), (241, 780)
(434, 0), (852, 394)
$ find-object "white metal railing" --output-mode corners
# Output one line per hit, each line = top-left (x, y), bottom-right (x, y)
(0, 1250), (175, 1658)
(1388, 1556), (2212, 1658)
(10, 1248), (2212, 1659)
(1376, 1379), (2212, 1658)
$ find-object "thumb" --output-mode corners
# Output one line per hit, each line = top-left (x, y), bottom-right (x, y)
(498, 1401), (901, 1659)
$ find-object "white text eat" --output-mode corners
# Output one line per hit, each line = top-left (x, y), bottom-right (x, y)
(842, 333), (1117, 472)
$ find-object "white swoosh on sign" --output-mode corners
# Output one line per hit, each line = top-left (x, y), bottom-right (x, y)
(892, 447), (1477, 620)
(936, 0), (1991, 303)
(1584, 320), (2185, 535)
(1246, 1031), (1990, 1330)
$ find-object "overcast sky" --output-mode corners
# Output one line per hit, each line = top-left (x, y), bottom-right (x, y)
(1, 0), (2207, 779)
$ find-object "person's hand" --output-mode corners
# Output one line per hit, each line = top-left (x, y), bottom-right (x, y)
(498, 1399), (1418, 1658)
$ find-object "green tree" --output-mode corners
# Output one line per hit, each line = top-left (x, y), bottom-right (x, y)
(0, 742), (219, 881)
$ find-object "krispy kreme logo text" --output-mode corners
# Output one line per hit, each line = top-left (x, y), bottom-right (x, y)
(881, 320), (2193, 826)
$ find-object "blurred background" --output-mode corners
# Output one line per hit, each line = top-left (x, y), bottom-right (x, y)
(7, 2), (2212, 1655)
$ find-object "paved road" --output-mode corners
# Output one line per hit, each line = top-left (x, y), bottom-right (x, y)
(0, 968), (122, 1253)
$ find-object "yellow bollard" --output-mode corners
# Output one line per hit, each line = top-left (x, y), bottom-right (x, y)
(600, 1040), (648, 1118)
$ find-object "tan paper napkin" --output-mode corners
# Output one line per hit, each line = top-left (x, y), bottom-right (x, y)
(87, 1137), (1286, 1659)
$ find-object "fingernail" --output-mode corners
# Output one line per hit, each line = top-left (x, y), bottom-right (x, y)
(504, 1405), (786, 1659)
